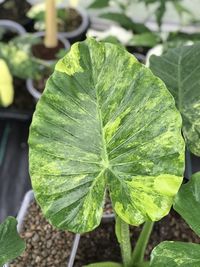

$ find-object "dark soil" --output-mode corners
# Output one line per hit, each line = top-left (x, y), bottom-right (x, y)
(59, 8), (82, 33)
(127, 46), (150, 56)
(75, 210), (200, 266)
(0, 0), (30, 24)
(0, 78), (35, 112)
(0, 30), (18, 42)
(10, 201), (75, 267)
(32, 41), (65, 60)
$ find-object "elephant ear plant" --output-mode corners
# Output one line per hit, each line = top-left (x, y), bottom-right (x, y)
(29, 38), (185, 266)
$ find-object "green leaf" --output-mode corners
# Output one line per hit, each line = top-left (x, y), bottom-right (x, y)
(100, 13), (150, 33)
(89, 0), (110, 9)
(150, 43), (200, 156)
(84, 262), (122, 267)
(155, 1), (166, 28)
(174, 172), (200, 236)
(150, 241), (200, 267)
(129, 32), (160, 47)
(0, 217), (25, 266)
(29, 38), (184, 233)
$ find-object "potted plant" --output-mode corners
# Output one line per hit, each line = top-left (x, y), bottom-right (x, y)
(26, 37), (186, 266)
(27, 0), (90, 43)
(0, 35), (47, 119)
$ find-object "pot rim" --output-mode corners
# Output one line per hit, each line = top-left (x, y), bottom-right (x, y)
(26, 31), (70, 101)
(57, 6), (90, 39)
(0, 19), (26, 36)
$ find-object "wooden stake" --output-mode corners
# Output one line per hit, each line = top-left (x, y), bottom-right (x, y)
(44, 0), (58, 48)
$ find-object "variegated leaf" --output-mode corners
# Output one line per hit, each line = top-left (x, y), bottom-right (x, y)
(150, 44), (200, 156)
(0, 217), (25, 266)
(174, 172), (200, 236)
(29, 38), (184, 233)
(150, 241), (200, 267)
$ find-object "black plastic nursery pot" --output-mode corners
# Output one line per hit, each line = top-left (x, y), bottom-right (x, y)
(0, 120), (31, 222)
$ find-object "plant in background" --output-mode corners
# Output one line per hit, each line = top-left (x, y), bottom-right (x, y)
(27, 0), (81, 33)
(139, 0), (192, 28)
(0, 217), (25, 266)
(0, 34), (54, 85)
(0, 59), (14, 107)
(88, 0), (161, 48)
(89, 0), (151, 34)
(29, 38), (185, 266)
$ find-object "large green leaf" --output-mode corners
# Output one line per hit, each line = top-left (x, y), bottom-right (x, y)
(150, 44), (200, 156)
(29, 38), (184, 233)
(150, 241), (200, 267)
(174, 172), (200, 236)
(0, 217), (25, 266)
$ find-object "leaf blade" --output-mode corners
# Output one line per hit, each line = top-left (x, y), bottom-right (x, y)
(150, 44), (200, 156)
(174, 172), (200, 236)
(29, 38), (184, 233)
(0, 217), (25, 266)
(150, 241), (200, 267)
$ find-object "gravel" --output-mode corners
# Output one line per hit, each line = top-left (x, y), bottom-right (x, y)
(10, 201), (75, 267)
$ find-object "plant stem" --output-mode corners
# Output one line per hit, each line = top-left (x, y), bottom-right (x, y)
(132, 221), (154, 265)
(116, 216), (132, 267)
(45, 0), (58, 48)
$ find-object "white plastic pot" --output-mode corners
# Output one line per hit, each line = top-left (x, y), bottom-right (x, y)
(0, 19), (26, 36)
(58, 6), (90, 41)
(4, 190), (80, 267)
(26, 31), (70, 101)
